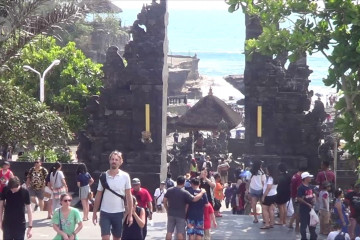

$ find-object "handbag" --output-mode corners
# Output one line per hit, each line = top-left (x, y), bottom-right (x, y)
(88, 191), (93, 200)
(310, 208), (320, 226)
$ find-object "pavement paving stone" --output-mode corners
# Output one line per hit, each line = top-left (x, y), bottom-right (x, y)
(2, 209), (329, 240)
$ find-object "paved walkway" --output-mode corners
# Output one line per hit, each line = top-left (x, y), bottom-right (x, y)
(1, 208), (330, 240)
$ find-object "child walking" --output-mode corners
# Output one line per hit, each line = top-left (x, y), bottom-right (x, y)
(204, 203), (217, 240)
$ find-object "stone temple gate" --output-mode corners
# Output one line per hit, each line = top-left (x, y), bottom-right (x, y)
(77, 0), (168, 192)
(77, 0), (328, 192)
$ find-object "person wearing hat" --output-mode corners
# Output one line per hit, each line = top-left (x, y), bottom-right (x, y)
(0, 161), (13, 197)
(319, 181), (332, 235)
(344, 181), (360, 239)
(131, 178), (153, 240)
(297, 171), (317, 240)
(154, 181), (167, 213)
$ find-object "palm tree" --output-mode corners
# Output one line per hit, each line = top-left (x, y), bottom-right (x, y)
(0, 0), (85, 67)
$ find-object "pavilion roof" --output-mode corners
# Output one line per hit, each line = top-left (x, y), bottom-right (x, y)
(176, 89), (241, 131)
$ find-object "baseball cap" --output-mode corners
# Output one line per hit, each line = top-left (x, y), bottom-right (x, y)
(131, 178), (141, 185)
(3, 161), (10, 166)
(301, 172), (313, 179)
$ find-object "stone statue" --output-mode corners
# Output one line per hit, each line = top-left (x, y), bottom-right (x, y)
(102, 46), (126, 88)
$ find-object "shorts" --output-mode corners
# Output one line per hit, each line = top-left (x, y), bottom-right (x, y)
(167, 216), (186, 235)
(3, 223), (25, 240)
(292, 198), (300, 214)
(79, 185), (90, 200)
(262, 195), (277, 206)
(100, 211), (124, 238)
(186, 219), (204, 236)
(249, 188), (263, 198)
(28, 187), (44, 200)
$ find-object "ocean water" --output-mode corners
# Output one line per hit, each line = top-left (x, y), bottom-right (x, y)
(117, 6), (334, 97)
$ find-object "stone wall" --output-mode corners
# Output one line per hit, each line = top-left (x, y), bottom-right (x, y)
(77, 0), (167, 194)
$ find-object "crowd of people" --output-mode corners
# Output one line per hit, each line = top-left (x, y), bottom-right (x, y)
(1, 150), (360, 240)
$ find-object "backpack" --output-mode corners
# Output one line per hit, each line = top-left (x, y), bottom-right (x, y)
(334, 231), (346, 240)
(165, 178), (174, 189)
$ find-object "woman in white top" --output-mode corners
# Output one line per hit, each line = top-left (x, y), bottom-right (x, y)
(260, 164), (278, 229)
(248, 160), (266, 223)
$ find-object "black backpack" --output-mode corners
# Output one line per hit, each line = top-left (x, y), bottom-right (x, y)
(165, 178), (174, 189)
(99, 172), (125, 203)
(334, 231), (346, 240)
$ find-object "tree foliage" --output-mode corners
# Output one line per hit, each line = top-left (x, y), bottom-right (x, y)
(0, 0), (85, 68)
(227, 0), (360, 158)
(2, 36), (103, 133)
(0, 80), (72, 151)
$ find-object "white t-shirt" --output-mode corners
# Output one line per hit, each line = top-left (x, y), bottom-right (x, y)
(154, 188), (166, 205)
(50, 171), (65, 188)
(249, 170), (266, 191)
(263, 176), (277, 196)
(97, 170), (131, 213)
(327, 230), (350, 240)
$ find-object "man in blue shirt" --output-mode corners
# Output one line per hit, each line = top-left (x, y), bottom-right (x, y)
(297, 172), (317, 240)
(187, 178), (208, 240)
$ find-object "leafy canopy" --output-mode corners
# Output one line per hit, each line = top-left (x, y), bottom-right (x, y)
(227, 0), (360, 157)
(0, 80), (72, 151)
(2, 36), (103, 133)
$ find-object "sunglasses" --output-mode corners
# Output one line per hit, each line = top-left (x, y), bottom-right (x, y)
(63, 199), (72, 202)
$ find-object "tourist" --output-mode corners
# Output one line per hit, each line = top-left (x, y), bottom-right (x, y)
(199, 168), (216, 207)
(49, 162), (68, 211)
(319, 181), (331, 235)
(276, 163), (291, 226)
(333, 189), (349, 233)
(344, 182), (360, 240)
(190, 158), (198, 178)
(297, 171), (317, 240)
(203, 202), (217, 240)
(213, 173), (224, 217)
(203, 156), (213, 172)
(248, 159), (266, 223)
(316, 160), (335, 193)
(5, 146), (12, 161)
(288, 165), (307, 231)
(0, 176), (33, 240)
(224, 182), (232, 209)
(76, 163), (94, 221)
(197, 155), (206, 172)
(131, 177), (153, 239)
(0, 161), (14, 197)
(260, 164), (278, 229)
(26, 158), (48, 211)
(154, 181), (166, 213)
(217, 158), (230, 184)
(52, 193), (83, 240)
(163, 175), (206, 240)
(326, 222), (350, 240)
(173, 130), (179, 143)
(92, 150), (133, 240)
(186, 178), (208, 240)
(122, 196), (146, 240)
(165, 173), (176, 189)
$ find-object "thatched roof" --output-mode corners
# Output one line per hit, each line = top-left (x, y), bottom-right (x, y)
(176, 89), (241, 131)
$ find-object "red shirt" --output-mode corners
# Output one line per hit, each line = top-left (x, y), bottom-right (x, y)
(0, 169), (12, 193)
(204, 203), (214, 230)
(316, 170), (335, 186)
(291, 173), (302, 199)
(131, 187), (152, 209)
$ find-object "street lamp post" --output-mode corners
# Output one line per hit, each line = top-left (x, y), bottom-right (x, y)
(23, 59), (61, 102)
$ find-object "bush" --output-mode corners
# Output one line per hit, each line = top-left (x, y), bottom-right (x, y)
(17, 148), (72, 163)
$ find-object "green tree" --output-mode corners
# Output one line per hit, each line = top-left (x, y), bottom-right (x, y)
(227, 0), (360, 157)
(2, 36), (103, 133)
(0, 80), (72, 151)
(0, 0), (84, 67)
